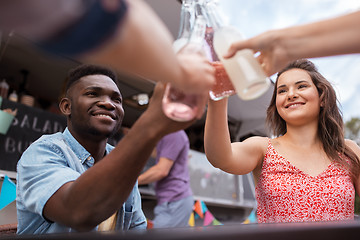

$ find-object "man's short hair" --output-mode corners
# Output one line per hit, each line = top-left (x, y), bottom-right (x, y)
(66, 64), (119, 92)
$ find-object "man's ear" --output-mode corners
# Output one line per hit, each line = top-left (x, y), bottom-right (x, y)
(59, 98), (71, 116)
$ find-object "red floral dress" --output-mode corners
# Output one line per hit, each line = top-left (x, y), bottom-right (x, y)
(256, 139), (355, 223)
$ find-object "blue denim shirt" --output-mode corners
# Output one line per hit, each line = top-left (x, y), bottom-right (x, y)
(16, 128), (146, 234)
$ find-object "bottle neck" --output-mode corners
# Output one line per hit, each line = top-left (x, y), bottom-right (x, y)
(177, 0), (194, 39)
(203, 1), (225, 30)
(189, 15), (206, 46)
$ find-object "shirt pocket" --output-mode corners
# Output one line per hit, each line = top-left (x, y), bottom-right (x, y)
(123, 208), (133, 230)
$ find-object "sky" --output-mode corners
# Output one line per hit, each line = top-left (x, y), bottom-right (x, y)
(217, 0), (360, 122)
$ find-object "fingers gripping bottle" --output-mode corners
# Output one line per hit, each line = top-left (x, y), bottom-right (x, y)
(206, 0), (270, 100)
(162, 1), (208, 122)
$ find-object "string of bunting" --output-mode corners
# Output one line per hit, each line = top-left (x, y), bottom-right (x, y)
(188, 200), (222, 227)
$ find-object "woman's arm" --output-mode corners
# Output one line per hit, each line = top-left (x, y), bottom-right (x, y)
(224, 10), (360, 76)
(204, 98), (266, 175)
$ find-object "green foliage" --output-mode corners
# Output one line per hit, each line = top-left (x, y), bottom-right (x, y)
(345, 118), (360, 215)
(345, 117), (360, 143)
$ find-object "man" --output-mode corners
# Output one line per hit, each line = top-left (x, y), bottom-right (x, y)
(16, 64), (195, 234)
(138, 130), (193, 228)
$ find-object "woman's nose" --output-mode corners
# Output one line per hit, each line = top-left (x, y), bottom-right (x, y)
(287, 88), (298, 100)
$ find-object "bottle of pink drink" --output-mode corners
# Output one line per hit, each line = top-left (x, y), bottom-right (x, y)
(206, 0), (270, 101)
(162, 1), (207, 122)
(202, 1), (236, 101)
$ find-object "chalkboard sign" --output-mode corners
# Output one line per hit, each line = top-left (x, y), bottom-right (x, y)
(0, 99), (66, 172)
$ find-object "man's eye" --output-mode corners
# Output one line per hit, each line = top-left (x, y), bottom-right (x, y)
(114, 98), (122, 103)
(86, 92), (97, 96)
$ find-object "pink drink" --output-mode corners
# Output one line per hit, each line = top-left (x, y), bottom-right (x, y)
(162, 84), (199, 122)
(209, 61), (236, 100)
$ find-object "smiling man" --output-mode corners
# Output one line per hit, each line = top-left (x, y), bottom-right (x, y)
(16, 64), (195, 234)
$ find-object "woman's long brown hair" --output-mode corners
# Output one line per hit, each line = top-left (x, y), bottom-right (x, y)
(266, 59), (360, 181)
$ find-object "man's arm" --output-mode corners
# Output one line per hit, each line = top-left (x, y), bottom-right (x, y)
(43, 83), (196, 231)
(0, 0), (215, 94)
(138, 157), (174, 185)
(82, 0), (215, 94)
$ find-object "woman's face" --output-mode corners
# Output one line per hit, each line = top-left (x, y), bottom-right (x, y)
(275, 68), (321, 126)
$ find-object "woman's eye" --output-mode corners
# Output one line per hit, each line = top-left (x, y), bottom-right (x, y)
(298, 84), (307, 89)
(277, 89), (286, 94)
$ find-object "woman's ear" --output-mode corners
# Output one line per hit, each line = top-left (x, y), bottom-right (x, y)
(59, 97), (71, 116)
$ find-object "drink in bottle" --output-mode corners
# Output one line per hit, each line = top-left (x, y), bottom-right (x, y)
(200, 1), (235, 101)
(162, 1), (207, 122)
(204, 0), (270, 101)
(213, 26), (270, 100)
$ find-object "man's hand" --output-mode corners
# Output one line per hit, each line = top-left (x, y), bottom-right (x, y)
(173, 51), (216, 95)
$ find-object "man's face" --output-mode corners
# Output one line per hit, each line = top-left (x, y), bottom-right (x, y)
(66, 74), (124, 139)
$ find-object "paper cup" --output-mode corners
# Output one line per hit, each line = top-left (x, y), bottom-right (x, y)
(0, 110), (15, 135)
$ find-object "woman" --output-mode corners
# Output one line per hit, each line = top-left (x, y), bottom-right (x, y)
(204, 59), (360, 223)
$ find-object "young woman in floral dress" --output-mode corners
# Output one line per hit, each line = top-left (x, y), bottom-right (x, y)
(204, 59), (360, 223)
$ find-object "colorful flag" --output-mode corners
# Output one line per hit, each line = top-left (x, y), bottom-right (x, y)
(0, 175), (16, 211)
(188, 212), (195, 227)
(203, 210), (215, 226)
(194, 200), (203, 218)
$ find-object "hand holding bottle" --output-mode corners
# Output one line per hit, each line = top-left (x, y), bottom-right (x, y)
(162, 14), (211, 122)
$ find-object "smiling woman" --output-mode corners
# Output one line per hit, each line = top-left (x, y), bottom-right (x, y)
(204, 59), (360, 223)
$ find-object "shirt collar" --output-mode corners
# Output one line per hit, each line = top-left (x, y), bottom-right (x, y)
(63, 127), (93, 165)
(63, 127), (113, 165)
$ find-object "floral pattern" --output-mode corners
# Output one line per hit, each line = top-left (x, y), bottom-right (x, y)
(256, 139), (355, 223)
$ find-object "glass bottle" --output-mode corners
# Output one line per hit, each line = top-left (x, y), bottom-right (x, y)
(162, 0), (207, 122)
(200, 0), (236, 101)
(206, 1), (270, 101)
(8, 90), (18, 102)
(172, 0), (194, 53)
(0, 79), (9, 99)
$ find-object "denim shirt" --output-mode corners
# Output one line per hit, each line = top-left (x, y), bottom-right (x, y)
(16, 128), (146, 234)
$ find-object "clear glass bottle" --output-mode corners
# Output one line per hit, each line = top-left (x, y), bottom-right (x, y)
(8, 90), (18, 102)
(206, 1), (270, 101)
(0, 79), (9, 99)
(162, 0), (207, 122)
(200, 0), (236, 101)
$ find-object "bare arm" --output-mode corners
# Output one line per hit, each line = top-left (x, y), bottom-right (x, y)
(0, 0), (215, 94)
(43, 83), (196, 231)
(204, 98), (266, 175)
(224, 10), (360, 76)
(138, 157), (174, 185)
(81, 0), (215, 94)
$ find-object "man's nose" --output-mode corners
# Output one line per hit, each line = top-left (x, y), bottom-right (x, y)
(97, 96), (116, 109)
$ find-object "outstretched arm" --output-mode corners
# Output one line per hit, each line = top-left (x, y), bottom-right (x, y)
(83, 0), (215, 94)
(0, 0), (215, 94)
(43, 83), (196, 231)
(204, 98), (266, 176)
(224, 10), (360, 76)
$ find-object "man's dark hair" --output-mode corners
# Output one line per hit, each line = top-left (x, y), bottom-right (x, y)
(65, 64), (119, 92)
